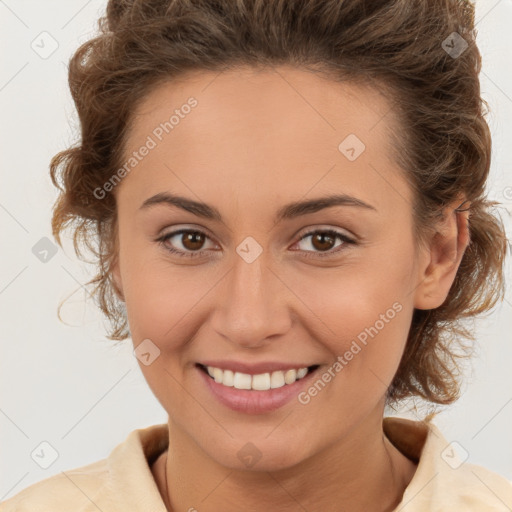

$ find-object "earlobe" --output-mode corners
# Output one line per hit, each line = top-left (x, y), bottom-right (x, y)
(413, 198), (471, 310)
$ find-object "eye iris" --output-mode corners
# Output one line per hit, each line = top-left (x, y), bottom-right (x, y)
(312, 233), (335, 252)
(182, 232), (205, 251)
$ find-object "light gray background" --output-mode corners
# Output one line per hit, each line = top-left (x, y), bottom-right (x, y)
(1, 0), (511, 501)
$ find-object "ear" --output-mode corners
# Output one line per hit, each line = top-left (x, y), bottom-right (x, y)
(413, 197), (471, 310)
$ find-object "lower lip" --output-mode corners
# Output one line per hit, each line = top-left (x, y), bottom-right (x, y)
(197, 365), (319, 415)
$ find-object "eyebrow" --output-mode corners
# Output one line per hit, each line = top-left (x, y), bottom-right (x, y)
(139, 191), (377, 222)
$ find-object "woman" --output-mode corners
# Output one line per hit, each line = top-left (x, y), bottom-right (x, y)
(1, 0), (510, 510)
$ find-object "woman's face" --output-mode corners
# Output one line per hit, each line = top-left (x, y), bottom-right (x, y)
(112, 65), (435, 470)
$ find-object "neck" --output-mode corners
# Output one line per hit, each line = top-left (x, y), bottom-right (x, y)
(154, 411), (417, 512)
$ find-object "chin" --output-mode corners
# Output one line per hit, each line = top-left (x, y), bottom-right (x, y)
(203, 436), (311, 472)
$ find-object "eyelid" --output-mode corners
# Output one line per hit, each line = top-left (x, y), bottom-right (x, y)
(157, 224), (219, 245)
(294, 224), (356, 242)
(158, 224), (356, 243)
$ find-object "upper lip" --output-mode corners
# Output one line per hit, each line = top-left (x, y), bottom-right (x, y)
(197, 360), (319, 375)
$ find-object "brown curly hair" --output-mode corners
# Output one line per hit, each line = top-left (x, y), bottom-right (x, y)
(50, 0), (509, 409)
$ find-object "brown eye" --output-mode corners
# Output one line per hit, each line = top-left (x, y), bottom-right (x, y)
(157, 229), (216, 259)
(310, 232), (336, 252)
(181, 231), (206, 251)
(294, 229), (356, 258)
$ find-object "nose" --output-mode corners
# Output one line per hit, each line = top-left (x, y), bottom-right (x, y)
(209, 248), (292, 349)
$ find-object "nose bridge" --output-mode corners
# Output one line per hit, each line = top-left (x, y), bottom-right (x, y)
(211, 243), (290, 346)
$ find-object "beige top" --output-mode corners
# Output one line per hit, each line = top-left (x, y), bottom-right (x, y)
(1, 416), (511, 511)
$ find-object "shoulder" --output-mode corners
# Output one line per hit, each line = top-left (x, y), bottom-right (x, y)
(0, 458), (111, 512)
(424, 420), (512, 510)
(0, 423), (169, 512)
(384, 416), (512, 511)
(425, 460), (512, 511)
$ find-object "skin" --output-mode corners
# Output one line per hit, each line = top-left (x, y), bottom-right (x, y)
(111, 65), (470, 512)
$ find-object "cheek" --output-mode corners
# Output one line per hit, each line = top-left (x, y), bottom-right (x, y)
(117, 223), (210, 342)
(284, 255), (414, 377)
(124, 269), (207, 343)
(290, 257), (411, 330)
(294, 273), (413, 419)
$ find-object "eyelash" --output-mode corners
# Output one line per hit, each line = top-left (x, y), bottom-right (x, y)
(156, 228), (356, 260)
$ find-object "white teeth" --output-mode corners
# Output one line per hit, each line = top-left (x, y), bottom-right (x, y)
(284, 369), (297, 385)
(222, 369), (234, 387)
(251, 373), (271, 391)
(213, 367), (223, 384)
(270, 371), (285, 389)
(233, 372), (252, 389)
(204, 365), (311, 390)
(297, 367), (308, 379)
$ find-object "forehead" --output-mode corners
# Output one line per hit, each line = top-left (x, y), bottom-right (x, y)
(129, 65), (394, 141)
(119, 65), (411, 216)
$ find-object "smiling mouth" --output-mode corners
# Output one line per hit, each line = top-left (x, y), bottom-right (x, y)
(196, 363), (320, 391)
